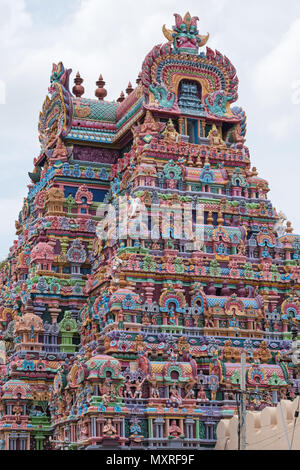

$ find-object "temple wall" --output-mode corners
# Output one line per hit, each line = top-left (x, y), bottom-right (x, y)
(215, 399), (300, 450)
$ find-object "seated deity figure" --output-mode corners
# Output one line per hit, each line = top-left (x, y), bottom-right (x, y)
(163, 119), (181, 144)
(208, 124), (226, 148)
(197, 385), (209, 402)
(103, 418), (117, 437)
(185, 387), (195, 399)
(142, 313), (151, 325)
(130, 417), (143, 440)
(169, 420), (184, 439)
(184, 380), (196, 399)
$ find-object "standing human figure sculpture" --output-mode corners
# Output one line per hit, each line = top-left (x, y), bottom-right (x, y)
(133, 377), (145, 399)
(150, 380), (160, 399)
(169, 384), (182, 407)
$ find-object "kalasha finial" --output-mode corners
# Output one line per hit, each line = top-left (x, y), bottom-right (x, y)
(117, 91), (125, 103)
(126, 82), (134, 95)
(73, 71), (85, 98)
(95, 74), (107, 101)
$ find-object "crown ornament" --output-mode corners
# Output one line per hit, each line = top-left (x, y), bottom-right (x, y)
(162, 12), (209, 54)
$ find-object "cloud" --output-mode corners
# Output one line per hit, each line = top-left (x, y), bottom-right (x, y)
(255, 18), (300, 105)
(0, 0), (32, 47)
(253, 17), (300, 138)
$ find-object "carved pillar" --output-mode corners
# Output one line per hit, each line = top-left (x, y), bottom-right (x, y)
(179, 419), (184, 436)
(48, 305), (61, 324)
(143, 284), (155, 304)
(185, 418), (194, 439)
(148, 418), (153, 439)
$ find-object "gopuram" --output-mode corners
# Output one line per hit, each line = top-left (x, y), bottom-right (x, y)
(0, 12), (299, 450)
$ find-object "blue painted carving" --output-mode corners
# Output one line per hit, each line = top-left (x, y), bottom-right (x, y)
(149, 83), (175, 109)
(178, 81), (204, 116)
(200, 164), (215, 184)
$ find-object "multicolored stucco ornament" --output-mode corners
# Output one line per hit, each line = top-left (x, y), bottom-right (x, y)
(162, 12), (209, 54)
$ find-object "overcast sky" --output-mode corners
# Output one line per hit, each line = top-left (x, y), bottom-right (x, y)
(0, 0), (300, 260)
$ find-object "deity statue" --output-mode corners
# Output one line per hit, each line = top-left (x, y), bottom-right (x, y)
(263, 391), (273, 406)
(162, 119), (181, 144)
(133, 377), (145, 399)
(52, 137), (69, 162)
(280, 388), (287, 400)
(169, 420), (184, 439)
(168, 306), (176, 326)
(118, 310), (124, 330)
(100, 377), (116, 405)
(238, 241), (246, 256)
(208, 375), (219, 401)
(197, 385), (208, 402)
(274, 211), (288, 238)
(223, 340), (234, 363)
(123, 378), (133, 399)
(288, 387), (296, 400)
(13, 404), (23, 423)
(142, 313), (151, 325)
(184, 382), (195, 399)
(134, 335), (146, 354)
(129, 417), (143, 442)
(169, 384), (182, 406)
(103, 418), (117, 438)
(223, 379), (235, 401)
(80, 422), (89, 440)
(257, 341), (271, 364)
(168, 347), (178, 362)
(208, 124), (226, 148)
(150, 380), (160, 399)
(204, 309), (215, 328)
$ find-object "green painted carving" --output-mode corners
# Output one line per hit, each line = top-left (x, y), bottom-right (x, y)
(58, 311), (78, 353)
(149, 84), (175, 109)
(231, 369), (241, 385)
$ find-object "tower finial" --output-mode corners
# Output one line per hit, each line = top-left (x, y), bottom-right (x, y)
(117, 91), (125, 103)
(95, 74), (107, 101)
(73, 71), (85, 98)
(126, 82), (134, 95)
